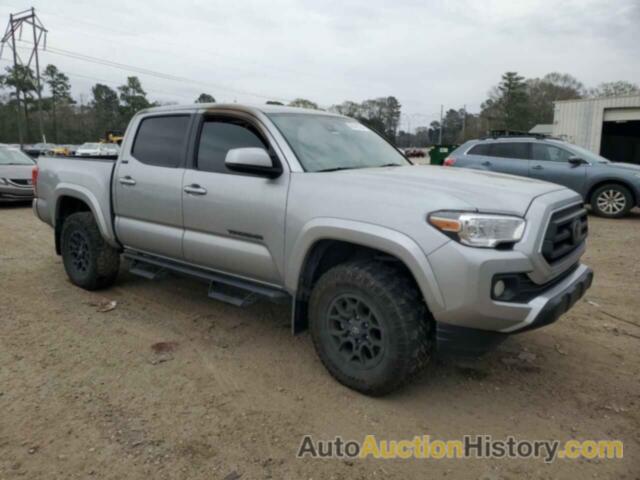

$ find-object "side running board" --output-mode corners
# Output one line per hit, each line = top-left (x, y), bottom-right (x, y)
(123, 250), (291, 308)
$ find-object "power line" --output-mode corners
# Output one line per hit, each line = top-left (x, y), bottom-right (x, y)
(14, 41), (292, 103)
(0, 57), (199, 102)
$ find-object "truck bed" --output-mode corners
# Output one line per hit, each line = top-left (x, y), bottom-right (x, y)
(33, 155), (118, 246)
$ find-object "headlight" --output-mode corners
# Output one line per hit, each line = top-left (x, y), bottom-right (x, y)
(0, 178), (7, 185)
(428, 211), (526, 248)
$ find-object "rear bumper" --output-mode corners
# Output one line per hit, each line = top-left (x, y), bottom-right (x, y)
(437, 266), (593, 356)
(0, 188), (33, 202)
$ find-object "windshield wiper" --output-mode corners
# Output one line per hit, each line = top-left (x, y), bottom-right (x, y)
(315, 166), (362, 173)
(377, 163), (403, 168)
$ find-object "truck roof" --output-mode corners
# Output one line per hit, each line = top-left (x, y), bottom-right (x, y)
(136, 103), (342, 118)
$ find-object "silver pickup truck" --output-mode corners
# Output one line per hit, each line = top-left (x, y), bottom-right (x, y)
(33, 104), (593, 395)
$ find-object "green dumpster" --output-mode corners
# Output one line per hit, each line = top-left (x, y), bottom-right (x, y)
(429, 145), (458, 165)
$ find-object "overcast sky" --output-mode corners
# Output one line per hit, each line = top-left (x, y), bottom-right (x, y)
(0, 0), (638, 128)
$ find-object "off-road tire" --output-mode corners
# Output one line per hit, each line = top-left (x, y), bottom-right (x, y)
(309, 260), (433, 396)
(61, 212), (120, 290)
(590, 184), (633, 218)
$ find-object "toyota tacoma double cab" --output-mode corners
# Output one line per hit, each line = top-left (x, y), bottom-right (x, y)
(32, 104), (593, 395)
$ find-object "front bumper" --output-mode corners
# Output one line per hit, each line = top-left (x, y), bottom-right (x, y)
(435, 265), (593, 356)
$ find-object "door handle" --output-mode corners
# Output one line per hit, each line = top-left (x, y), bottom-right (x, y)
(119, 176), (136, 186)
(184, 184), (207, 195)
(531, 165), (544, 171)
(481, 161), (492, 167)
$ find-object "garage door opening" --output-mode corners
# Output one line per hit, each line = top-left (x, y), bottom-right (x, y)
(600, 120), (640, 164)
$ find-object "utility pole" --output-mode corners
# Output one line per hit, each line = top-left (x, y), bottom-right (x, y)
(461, 104), (467, 141)
(438, 104), (443, 145)
(1, 8), (48, 146)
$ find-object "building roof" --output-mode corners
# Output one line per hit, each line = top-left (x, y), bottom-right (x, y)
(554, 94), (640, 104)
(529, 124), (554, 135)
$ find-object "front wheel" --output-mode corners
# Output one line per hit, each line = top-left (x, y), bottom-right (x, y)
(61, 212), (120, 290)
(309, 260), (433, 396)
(591, 184), (633, 218)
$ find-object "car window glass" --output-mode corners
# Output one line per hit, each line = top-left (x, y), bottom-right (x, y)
(488, 143), (529, 160)
(468, 144), (490, 155)
(132, 115), (190, 168)
(197, 119), (267, 174)
(531, 143), (573, 162)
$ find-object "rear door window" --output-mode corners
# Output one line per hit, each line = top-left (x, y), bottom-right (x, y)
(132, 115), (191, 168)
(489, 142), (529, 160)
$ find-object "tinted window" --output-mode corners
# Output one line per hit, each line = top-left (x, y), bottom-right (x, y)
(489, 142), (529, 160)
(132, 115), (190, 167)
(531, 143), (573, 162)
(468, 144), (490, 155)
(196, 119), (267, 173)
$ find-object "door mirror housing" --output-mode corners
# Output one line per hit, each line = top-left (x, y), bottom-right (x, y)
(225, 147), (282, 178)
(568, 156), (587, 166)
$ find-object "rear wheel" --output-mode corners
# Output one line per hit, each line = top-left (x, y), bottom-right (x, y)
(591, 184), (632, 218)
(309, 260), (432, 396)
(61, 212), (120, 290)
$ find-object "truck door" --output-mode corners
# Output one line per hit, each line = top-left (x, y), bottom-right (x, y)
(113, 114), (191, 259)
(181, 114), (289, 285)
(528, 142), (587, 195)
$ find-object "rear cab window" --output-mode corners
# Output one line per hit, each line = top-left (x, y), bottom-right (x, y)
(132, 115), (191, 167)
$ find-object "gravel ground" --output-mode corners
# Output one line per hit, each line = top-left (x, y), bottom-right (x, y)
(1, 204), (639, 479)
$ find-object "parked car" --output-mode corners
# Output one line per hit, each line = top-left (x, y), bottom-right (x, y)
(404, 148), (426, 158)
(445, 135), (640, 218)
(51, 145), (72, 156)
(23, 143), (55, 158)
(0, 145), (36, 202)
(33, 104), (592, 395)
(75, 143), (106, 156)
(100, 143), (120, 156)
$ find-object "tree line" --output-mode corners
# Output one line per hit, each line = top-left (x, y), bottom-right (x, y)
(397, 73), (639, 147)
(0, 62), (637, 146)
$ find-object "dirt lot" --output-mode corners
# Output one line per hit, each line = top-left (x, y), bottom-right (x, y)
(1, 204), (639, 479)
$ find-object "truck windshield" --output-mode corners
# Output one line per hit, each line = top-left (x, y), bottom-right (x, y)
(0, 147), (34, 165)
(267, 113), (409, 172)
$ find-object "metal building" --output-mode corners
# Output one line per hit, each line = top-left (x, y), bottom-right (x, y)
(552, 95), (640, 164)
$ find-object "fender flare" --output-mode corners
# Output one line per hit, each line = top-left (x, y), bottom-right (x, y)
(286, 218), (446, 314)
(54, 184), (119, 249)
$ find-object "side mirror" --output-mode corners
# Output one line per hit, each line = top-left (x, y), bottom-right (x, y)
(568, 156), (587, 166)
(225, 147), (282, 178)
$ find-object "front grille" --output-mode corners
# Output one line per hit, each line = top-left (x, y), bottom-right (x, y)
(9, 179), (32, 187)
(542, 204), (588, 264)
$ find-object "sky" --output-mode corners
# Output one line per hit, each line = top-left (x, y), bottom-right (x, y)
(0, 0), (638, 130)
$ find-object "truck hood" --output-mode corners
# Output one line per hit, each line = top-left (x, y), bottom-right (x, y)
(0, 164), (33, 180)
(328, 165), (566, 216)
